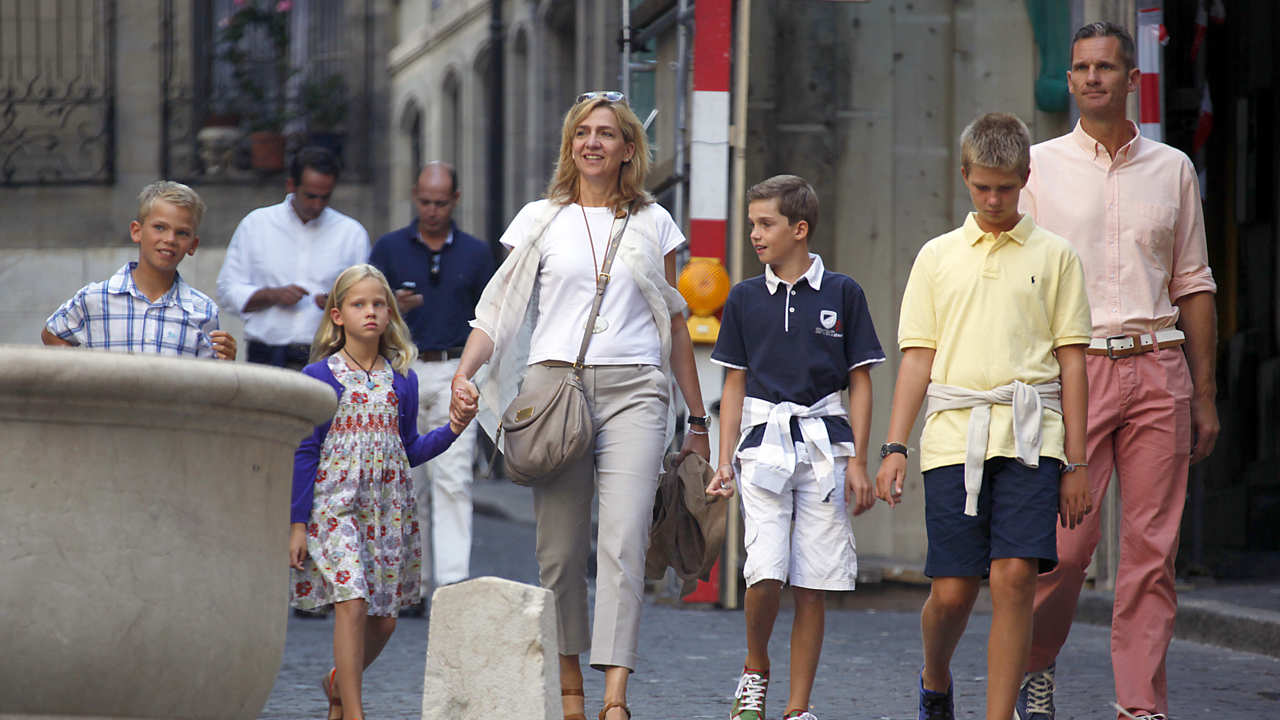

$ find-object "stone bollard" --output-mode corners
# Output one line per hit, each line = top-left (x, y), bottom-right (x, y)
(422, 577), (561, 720)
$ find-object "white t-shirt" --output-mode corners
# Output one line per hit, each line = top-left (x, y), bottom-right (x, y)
(502, 200), (686, 366)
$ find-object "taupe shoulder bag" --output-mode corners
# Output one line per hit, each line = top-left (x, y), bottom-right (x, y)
(499, 203), (633, 486)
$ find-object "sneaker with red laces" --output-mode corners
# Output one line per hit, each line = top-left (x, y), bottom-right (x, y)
(730, 668), (768, 720)
(783, 710), (818, 720)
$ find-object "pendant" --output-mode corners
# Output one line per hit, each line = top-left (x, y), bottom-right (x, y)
(366, 379), (376, 390)
(588, 316), (609, 334)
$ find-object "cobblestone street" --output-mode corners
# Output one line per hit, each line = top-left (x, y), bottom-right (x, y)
(261, 511), (1280, 719)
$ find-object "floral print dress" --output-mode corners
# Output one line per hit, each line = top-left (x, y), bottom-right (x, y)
(290, 354), (422, 615)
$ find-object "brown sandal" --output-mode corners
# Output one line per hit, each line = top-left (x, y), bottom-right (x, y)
(322, 667), (343, 720)
(561, 687), (586, 720)
(598, 702), (631, 720)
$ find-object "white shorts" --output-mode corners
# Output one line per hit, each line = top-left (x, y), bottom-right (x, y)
(738, 452), (858, 591)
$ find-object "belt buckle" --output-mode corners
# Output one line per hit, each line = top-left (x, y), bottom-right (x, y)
(1105, 334), (1130, 360)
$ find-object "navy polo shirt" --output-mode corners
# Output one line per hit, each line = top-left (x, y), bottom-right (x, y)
(711, 254), (885, 450)
(369, 221), (496, 351)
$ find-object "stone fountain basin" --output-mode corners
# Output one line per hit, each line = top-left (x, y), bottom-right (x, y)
(0, 346), (336, 719)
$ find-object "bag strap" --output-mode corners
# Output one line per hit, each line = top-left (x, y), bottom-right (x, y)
(573, 202), (635, 371)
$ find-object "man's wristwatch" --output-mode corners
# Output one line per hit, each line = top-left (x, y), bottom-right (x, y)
(879, 442), (908, 459)
(687, 414), (710, 428)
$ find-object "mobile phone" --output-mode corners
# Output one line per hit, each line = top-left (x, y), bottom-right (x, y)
(401, 281), (417, 290)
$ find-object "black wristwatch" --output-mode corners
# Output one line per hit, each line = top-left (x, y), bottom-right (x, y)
(879, 442), (908, 459)
(687, 414), (710, 428)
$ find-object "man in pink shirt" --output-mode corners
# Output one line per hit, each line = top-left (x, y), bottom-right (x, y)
(1014, 22), (1219, 720)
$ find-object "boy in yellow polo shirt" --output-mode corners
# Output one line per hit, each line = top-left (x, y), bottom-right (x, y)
(875, 113), (1092, 720)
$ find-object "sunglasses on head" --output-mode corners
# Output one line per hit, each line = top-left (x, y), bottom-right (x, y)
(577, 90), (626, 104)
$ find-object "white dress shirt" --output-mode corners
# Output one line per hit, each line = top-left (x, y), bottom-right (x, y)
(217, 195), (369, 345)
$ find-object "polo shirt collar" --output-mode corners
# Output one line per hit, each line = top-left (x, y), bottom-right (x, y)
(1071, 119), (1142, 162)
(108, 262), (196, 312)
(764, 253), (824, 294)
(962, 212), (1034, 246)
(415, 223), (455, 249)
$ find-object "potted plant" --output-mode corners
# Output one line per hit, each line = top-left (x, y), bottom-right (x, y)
(218, 0), (295, 170)
(300, 71), (349, 157)
(197, 95), (244, 175)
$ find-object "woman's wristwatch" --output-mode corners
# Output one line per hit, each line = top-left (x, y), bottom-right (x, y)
(687, 414), (710, 428)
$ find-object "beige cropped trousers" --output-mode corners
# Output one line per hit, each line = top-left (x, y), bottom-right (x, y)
(526, 362), (669, 671)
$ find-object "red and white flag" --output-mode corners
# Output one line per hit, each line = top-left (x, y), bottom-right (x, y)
(1193, 84), (1214, 155)
(1191, 0), (1224, 61)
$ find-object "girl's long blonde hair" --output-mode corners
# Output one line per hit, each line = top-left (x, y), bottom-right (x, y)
(310, 264), (417, 374)
(545, 95), (653, 213)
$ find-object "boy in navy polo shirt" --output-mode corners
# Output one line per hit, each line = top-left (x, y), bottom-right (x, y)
(707, 174), (884, 720)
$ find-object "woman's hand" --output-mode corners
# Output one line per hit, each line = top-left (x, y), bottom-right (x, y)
(288, 523), (308, 570)
(678, 428), (711, 464)
(449, 382), (478, 434)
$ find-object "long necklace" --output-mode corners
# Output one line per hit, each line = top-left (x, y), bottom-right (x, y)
(580, 203), (617, 334)
(343, 348), (378, 390)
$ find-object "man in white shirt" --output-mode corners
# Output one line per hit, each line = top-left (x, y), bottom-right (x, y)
(217, 146), (370, 368)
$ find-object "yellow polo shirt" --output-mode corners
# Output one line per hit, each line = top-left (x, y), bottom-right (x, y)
(899, 213), (1092, 472)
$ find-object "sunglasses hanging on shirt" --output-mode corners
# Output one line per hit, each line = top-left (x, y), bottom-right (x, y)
(428, 251), (442, 286)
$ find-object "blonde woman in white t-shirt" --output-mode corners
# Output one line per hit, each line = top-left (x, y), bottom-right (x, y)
(450, 92), (710, 720)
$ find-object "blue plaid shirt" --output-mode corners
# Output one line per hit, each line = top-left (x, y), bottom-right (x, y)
(46, 262), (221, 358)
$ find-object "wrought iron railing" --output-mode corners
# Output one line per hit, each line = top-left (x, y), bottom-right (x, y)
(160, 0), (372, 183)
(0, 0), (116, 185)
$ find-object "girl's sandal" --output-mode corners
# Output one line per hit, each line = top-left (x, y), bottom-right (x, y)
(598, 702), (631, 720)
(322, 667), (343, 720)
(561, 687), (586, 720)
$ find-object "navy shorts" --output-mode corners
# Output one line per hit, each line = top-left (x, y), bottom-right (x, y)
(922, 456), (1060, 578)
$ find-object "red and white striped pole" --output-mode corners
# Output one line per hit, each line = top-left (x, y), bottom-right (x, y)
(1137, 7), (1166, 141)
(688, 0), (732, 260)
(680, 0), (733, 606)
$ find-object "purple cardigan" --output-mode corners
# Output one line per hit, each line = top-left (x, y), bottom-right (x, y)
(291, 359), (459, 523)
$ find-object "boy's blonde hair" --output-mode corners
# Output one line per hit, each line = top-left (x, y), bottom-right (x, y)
(960, 113), (1032, 176)
(137, 181), (206, 228)
(310, 264), (417, 374)
(747, 174), (819, 236)
(545, 95), (653, 214)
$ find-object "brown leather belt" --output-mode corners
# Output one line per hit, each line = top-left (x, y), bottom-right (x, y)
(418, 347), (464, 362)
(1085, 329), (1185, 359)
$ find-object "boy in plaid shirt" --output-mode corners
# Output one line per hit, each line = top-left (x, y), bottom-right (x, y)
(43, 181), (236, 360)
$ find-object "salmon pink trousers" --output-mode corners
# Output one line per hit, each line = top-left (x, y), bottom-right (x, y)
(1028, 347), (1193, 717)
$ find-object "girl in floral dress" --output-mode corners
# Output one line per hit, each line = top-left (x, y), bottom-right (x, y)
(288, 264), (476, 720)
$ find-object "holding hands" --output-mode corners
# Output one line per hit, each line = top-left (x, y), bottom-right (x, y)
(449, 373), (479, 434)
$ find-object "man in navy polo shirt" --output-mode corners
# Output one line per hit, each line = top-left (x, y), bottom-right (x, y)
(369, 161), (495, 598)
(706, 174), (884, 720)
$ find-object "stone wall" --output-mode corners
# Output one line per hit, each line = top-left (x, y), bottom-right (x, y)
(0, 0), (391, 347)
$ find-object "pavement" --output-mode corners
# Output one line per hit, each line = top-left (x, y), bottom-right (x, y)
(257, 478), (1280, 719)
(469, 476), (1280, 660)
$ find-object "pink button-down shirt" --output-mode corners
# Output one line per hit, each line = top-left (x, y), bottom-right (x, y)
(1019, 121), (1216, 337)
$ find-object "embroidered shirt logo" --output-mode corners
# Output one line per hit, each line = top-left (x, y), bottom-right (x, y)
(815, 309), (843, 338)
